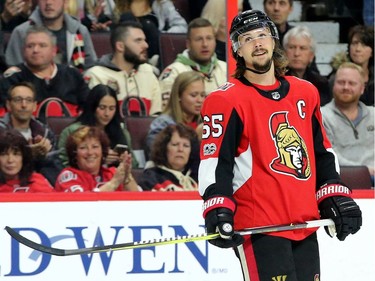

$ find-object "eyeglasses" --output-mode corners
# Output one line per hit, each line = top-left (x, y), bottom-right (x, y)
(10, 97), (35, 104)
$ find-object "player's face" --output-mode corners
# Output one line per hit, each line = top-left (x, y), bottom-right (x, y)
(23, 32), (56, 68)
(0, 149), (23, 180)
(6, 86), (37, 122)
(285, 36), (314, 72)
(123, 28), (149, 65)
(166, 132), (191, 171)
(76, 137), (102, 175)
(349, 34), (373, 66)
(187, 26), (216, 65)
(333, 67), (365, 105)
(180, 79), (206, 119)
(263, 0), (293, 27)
(38, 0), (65, 21)
(237, 27), (275, 72)
(95, 95), (117, 128)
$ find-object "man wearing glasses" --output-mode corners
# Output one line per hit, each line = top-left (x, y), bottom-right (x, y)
(0, 81), (61, 185)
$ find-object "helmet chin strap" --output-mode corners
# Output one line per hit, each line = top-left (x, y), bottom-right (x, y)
(245, 60), (272, 74)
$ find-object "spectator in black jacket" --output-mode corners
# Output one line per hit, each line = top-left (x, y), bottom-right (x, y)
(0, 26), (89, 119)
(283, 25), (331, 106)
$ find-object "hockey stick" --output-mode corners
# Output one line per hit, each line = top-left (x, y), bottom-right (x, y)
(5, 219), (334, 256)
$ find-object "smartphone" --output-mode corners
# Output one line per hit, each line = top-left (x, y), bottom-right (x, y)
(113, 144), (129, 154)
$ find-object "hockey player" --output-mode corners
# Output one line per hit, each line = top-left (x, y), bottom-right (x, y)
(199, 10), (362, 281)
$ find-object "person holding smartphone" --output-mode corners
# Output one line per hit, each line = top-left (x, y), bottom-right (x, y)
(58, 84), (138, 168)
(55, 126), (139, 192)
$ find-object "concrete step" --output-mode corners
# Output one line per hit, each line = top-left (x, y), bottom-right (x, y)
(294, 21), (340, 43)
(315, 43), (347, 76)
(250, 0), (303, 21)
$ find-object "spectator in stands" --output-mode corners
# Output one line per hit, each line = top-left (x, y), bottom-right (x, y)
(0, 128), (54, 193)
(0, 0), (36, 32)
(159, 17), (226, 107)
(283, 25), (331, 106)
(201, 0), (227, 61)
(0, 81), (63, 185)
(139, 123), (198, 191)
(0, 27), (6, 75)
(5, 0), (97, 71)
(116, 0), (187, 62)
(146, 71), (205, 180)
(86, 0), (115, 31)
(150, 0), (187, 33)
(0, 26), (90, 118)
(65, 0), (114, 32)
(58, 84), (138, 168)
(362, 0), (374, 27)
(84, 21), (162, 116)
(55, 126), (140, 192)
(321, 62), (374, 183)
(329, 25), (374, 106)
(263, 0), (294, 46)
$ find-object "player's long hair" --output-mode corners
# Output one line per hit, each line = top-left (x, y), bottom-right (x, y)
(0, 129), (33, 186)
(232, 40), (289, 78)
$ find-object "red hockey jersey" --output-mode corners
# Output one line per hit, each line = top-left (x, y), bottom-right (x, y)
(55, 166), (123, 192)
(0, 173), (54, 193)
(199, 76), (340, 241)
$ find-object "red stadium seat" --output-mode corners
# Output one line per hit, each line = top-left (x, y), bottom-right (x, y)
(46, 116), (76, 139)
(173, 0), (192, 22)
(159, 32), (187, 70)
(340, 166), (373, 189)
(125, 116), (155, 168)
(90, 32), (111, 58)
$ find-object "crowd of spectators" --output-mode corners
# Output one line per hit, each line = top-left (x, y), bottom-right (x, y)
(0, 0), (373, 193)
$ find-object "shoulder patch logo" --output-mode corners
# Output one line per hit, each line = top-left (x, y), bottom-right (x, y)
(160, 68), (172, 80)
(217, 82), (234, 91)
(59, 170), (77, 183)
(203, 143), (217, 156)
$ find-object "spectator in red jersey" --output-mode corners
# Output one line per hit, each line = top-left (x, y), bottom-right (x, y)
(0, 129), (54, 193)
(55, 126), (140, 192)
(57, 84), (138, 168)
(139, 124), (198, 191)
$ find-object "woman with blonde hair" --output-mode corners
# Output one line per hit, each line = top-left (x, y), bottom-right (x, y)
(146, 71), (205, 148)
(146, 71), (205, 180)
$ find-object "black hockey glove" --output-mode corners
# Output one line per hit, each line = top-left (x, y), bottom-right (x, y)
(317, 183), (362, 241)
(203, 197), (244, 248)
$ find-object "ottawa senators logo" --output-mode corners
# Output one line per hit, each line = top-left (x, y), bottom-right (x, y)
(269, 112), (311, 179)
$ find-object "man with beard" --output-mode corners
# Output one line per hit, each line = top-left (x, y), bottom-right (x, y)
(84, 21), (162, 116)
(5, 0), (97, 71)
(199, 10), (362, 281)
(321, 62), (374, 185)
(159, 17), (227, 109)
